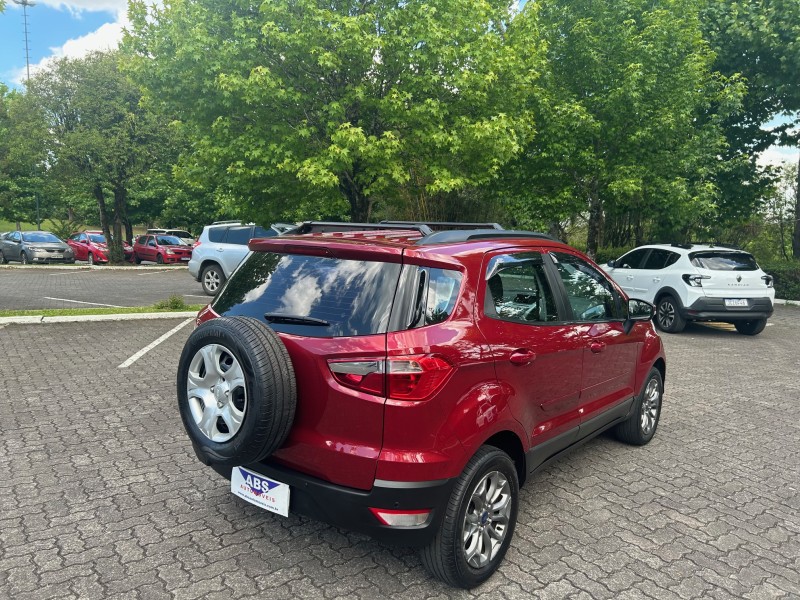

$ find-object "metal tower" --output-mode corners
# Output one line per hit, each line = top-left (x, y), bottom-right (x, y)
(11, 0), (36, 84)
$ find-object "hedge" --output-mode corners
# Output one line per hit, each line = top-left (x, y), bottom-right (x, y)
(761, 261), (800, 301)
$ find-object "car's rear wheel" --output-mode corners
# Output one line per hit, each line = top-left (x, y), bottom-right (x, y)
(420, 446), (519, 588)
(177, 316), (296, 466)
(734, 319), (767, 336)
(201, 264), (225, 296)
(0, 250), (7, 264)
(614, 367), (663, 445)
(655, 294), (685, 333)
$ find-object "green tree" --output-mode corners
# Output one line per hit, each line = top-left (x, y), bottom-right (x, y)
(27, 51), (179, 260)
(125, 0), (542, 223)
(505, 0), (739, 256)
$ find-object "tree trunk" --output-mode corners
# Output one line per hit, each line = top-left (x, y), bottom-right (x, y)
(94, 183), (111, 240)
(340, 170), (370, 222)
(586, 180), (603, 259)
(110, 185), (127, 263)
(793, 153), (800, 259)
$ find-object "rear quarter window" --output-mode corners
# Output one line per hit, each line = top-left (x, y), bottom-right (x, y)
(208, 227), (227, 243)
(211, 252), (402, 337)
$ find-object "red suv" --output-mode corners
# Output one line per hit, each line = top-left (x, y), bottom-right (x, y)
(178, 222), (665, 588)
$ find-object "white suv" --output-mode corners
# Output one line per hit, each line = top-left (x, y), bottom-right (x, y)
(188, 222), (285, 295)
(603, 243), (775, 335)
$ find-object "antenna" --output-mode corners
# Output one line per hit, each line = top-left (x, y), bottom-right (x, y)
(11, 0), (36, 84)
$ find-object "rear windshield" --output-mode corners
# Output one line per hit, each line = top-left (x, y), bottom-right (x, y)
(212, 252), (402, 337)
(689, 251), (758, 271)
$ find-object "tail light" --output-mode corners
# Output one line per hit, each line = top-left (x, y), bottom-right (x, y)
(682, 274), (711, 287)
(328, 354), (453, 401)
(762, 275), (773, 288)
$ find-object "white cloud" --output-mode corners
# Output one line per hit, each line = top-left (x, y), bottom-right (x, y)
(36, 1), (128, 18)
(758, 145), (799, 169)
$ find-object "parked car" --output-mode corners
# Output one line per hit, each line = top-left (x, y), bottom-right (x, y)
(188, 222), (283, 295)
(66, 231), (134, 264)
(603, 243), (775, 335)
(145, 228), (195, 246)
(133, 234), (193, 264)
(177, 221), (666, 588)
(0, 230), (75, 264)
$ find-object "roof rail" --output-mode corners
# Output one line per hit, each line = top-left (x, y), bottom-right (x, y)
(210, 220), (242, 225)
(293, 221), (433, 235)
(668, 241), (742, 250)
(417, 229), (556, 246)
(380, 221), (504, 231)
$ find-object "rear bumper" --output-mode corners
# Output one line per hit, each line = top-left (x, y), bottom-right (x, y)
(682, 296), (773, 321)
(208, 458), (454, 547)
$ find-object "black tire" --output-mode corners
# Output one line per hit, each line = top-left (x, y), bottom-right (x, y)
(614, 368), (663, 445)
(134, 254), (142, 265)
(177, 316), (296, 466)
(734, 319), (767, 335)
(20, 252), (30, 265)
(156, 253), (164, 264)
(201, 264), (225, 296)
(655, 294), (685, 333)
(0, 250), (7, 264)
(87, 252), (95, 265)
(420, 446), (519, 588)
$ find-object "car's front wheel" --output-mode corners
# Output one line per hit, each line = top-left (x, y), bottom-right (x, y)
(655, 294), (685, 333)
(420, 446), (519, 588)
(614, 367), (663, 445)
(734, 319), (767, 336)
(20, 252), (30, 265)
(156, 254), (164, 264)
(201, 264), (225, 296)
(87, 253), (94, 265)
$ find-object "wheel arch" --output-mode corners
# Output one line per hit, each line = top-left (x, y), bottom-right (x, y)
(481, 430), (527, 487)
(654, 286), (685, 309)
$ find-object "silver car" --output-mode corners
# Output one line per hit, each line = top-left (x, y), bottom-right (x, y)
(0, 230), (76, 265)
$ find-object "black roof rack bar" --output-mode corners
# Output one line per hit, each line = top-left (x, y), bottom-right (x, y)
(417, 229), (556, 246)
(666, 241), (742, 250)
(380, 220), (504, 231)
(293, 221), (433, 236)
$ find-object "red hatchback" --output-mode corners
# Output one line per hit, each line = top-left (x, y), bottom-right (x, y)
(133, 234), (192, 264)
(67, 230), (134, 264)
(177, 222), (666, 588)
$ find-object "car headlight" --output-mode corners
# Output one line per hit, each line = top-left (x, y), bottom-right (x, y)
(28, 246), (44, 251)
(166, 248), (175, 254)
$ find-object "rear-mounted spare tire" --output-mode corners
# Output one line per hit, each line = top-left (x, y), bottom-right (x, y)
(177, 316), (296, 466)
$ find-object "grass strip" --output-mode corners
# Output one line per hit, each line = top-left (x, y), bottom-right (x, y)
(0, 304), (205, 318)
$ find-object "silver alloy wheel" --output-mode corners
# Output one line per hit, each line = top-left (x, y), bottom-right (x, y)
(203, 268), (221, 293)
(186, 343), (247, 443)
(640, 377), (661, 436)
(462, 470), (512, 569)
(657, 300), (674, 329)
(87, 252), (94, 265)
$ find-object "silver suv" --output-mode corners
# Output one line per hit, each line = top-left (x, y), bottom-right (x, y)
(188, 222), (284, 295)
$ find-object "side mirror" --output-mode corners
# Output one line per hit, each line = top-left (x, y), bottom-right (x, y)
(606, 259), (616, 268)
(623, 298), (655, 334)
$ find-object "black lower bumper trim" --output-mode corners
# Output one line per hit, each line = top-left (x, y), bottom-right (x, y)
(210, 461), (454, 547)
(682, 296), (773, 321)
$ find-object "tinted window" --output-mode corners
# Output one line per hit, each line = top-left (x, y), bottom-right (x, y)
(136, 235), (148, 245)
(408, 267), (463, 327)
(212, 252), (402, 337)
(485, 253), (559, 323)
(208, 227), (227, 243)
(225, 226), (253, 245)
(253, 226), (278, 238)
(616, 248), (649, 269)
(551, 252), (621, 321)
(643, 249), (679, 270)
(689, 251), (758, 271)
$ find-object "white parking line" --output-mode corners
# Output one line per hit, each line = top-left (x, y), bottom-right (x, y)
(184, 294), (209, 299)
(137, 269), (175, 275)
(43, 296), (126, 308)
(118, 318), (193, 369)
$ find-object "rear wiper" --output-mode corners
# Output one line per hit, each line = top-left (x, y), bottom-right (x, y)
(264, 313), (330, 326)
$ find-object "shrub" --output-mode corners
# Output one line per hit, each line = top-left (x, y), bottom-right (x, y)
(154, 294), (188, 310)
(761, 261), (800, 301)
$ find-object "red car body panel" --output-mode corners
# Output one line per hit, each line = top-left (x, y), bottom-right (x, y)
(197, 233), (666, 493)
(133, 235), (192, 264)
(67, 231), (133, 262)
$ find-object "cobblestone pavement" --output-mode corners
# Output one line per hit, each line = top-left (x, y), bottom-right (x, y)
(0, 308), (798, 599)
(0, 266), (205, 311)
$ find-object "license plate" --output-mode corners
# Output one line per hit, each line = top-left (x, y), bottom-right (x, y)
(231, 466), (290, 517)
(181, 257), (190, 261)
(724, 298), (748, 307)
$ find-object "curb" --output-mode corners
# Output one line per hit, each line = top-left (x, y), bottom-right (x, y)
(0, 312), (197, 325)
(0, 264), (187, 271)
(773, 299), (800, 307)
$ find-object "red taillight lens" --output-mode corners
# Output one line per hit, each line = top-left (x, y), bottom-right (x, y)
(195, 304), (219, 326)
(328, 354), (453, 401)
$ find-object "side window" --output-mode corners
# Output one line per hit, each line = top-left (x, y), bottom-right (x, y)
(11, 232), (21, 242)
(485, 253), (559, 323)
(136, 235), (147, 245)
(643, 249), (678, 270)
(253, 226), (278, 238)
(208, 227), (227, 243)
(148, 237), (157, 247)
(551, 252), (621, 321)
(69, 233), (80, 241)
(225, 226), (253, 245)
(617, 248), (649, 269)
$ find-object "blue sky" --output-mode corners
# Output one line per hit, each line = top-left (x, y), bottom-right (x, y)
(0, 0), (125, 87)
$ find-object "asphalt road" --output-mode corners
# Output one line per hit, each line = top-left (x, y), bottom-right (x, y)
(0, 308), (798, 599)
(0, 265), (207, 310)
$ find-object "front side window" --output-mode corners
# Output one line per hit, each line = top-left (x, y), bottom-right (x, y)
(551, 252), (621, 321)
(212, 252), (402, 337)
(616, 248), (649, 269)
(485, 253), (559, 323)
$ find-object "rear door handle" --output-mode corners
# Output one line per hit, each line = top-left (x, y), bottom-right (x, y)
(589, 342), (606, 353)
(509, 349), (536, 365)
